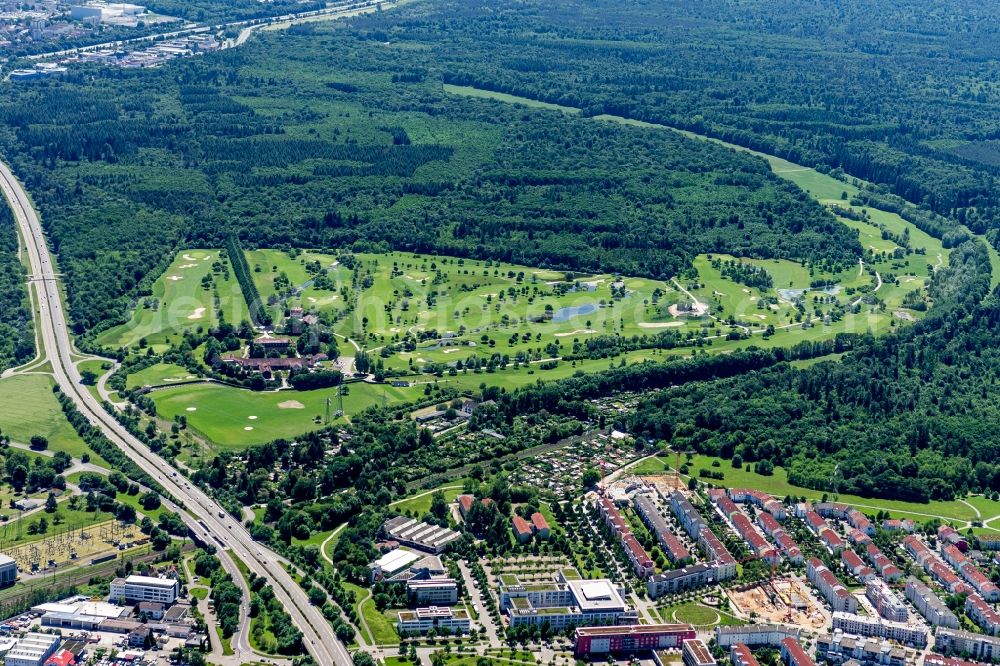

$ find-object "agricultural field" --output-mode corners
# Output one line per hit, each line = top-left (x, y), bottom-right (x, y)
(96, 250), (248, 353)
(0, 374), (99, 462)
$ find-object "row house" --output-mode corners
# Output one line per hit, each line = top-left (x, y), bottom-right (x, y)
(938, 525), (968, 552)
(848, 529), (873, 546)
(881, 519), (915, 533)
(815, 502), (850, 519)
(865, 544), (902, 582)
(699, 528), (737, 580)
(773, 529), (804, 565)
(965, 592), (1000, 636)
(807, 558), (858, 613)
(842, 549), (869, 581)
(847, 509), (875, 536)
(731, 512), (781, 565)
(820, 528), (846, 553)
(728, 488), (786, 520)
(942, 543), (1000, 601)
(597, 495), (654, 578)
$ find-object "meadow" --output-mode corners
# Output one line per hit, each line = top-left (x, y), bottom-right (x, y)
(0, 374), (98, 461)
(96, 249), (248, 352)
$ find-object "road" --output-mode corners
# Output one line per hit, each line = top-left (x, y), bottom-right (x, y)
(0, 160), (354, 665)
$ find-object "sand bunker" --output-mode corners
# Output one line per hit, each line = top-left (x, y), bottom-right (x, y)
(182, 254), (199, 261)
(742, 288), (751, 294)
(278, 400), (305, 409)
(443, 348), (461, 354)
(187, 307), (206, 320)
(638, 321), (684, 329)
(244, 426), (254, 431)
(248, 415), (258, 420)
(308, 297), (317, 303)
(713, 290), (725, 296)
(186, 407), (197, 412)
(178, 263), (197, 269)
(555, 329), (596, 337)
(167, 276), (183, 281)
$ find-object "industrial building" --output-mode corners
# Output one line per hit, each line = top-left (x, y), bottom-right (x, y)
(4, 632), (59, 666)
(0, 553), (17, 587)
(383, 516), (461, 554)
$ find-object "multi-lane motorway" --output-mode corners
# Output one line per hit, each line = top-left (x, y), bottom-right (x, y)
(0, 160), (354, 664)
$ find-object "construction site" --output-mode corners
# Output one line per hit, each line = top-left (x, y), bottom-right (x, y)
(726, 576), (827, 629)
(3, 519), (147, 576)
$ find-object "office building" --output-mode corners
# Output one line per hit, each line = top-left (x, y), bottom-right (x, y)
(407, 578), (459, 605)
(396, 606), (470, 635)
(110, 575), (179, 605)
(683, 639), (717, 666)
(573, 623), (695, 656)
(500, 570), (638, 629)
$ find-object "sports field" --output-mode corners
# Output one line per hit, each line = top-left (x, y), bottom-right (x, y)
(96, 250), (249, 352)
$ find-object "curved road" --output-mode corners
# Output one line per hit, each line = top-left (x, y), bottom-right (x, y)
(0, 160), (353, 665)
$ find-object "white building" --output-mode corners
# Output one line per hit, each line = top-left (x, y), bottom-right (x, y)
(500, 571), (638, 629)
(407, 578), (459, 605)
(865, 578), (908, 622)
(831, 611), (928, 648)
(4, 632), (59, 666)
(110, 575), (179, 604)
(396, 606), (469, 635)
(0, 553), (17, 587)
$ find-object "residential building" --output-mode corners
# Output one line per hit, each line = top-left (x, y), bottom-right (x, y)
(671, 491), (704, 538)
(512, 516), (533, 543)
(683, 639), (717, 666)
(781, 638), (816, 666)
(965, 592), (1000, 636)
(935, 628), (1000, 662)
(407, 578), (459, 605)
(573, 623), (696, 656)
(731, 511), (780, 565)
(865, 578), (908, 622)
(137, 601), (165, 620)
(715, 624), (801, 648)
(109, 575), (179, 605)
(903, 577), (959, 629)
(5, 633), (60, 666)
(530, 512), (550, 538)
(699, 528), (737, 580)
(939, 525), (968, 552)
(865, 544), (901, 582)
(807, 558), (858, 613)
(942, 543), (1000, 601)
(396, 606), (470, 635)
(816, 633), (914, 666)
(731, 643), (761, 666)
(647, 564), (713, 599)
(925, 656), (986, 666)
(728, 488), (786, 519)
(848, 529), (873, 546)
(847, 510), (875, 536)
(831, 612), (928, 648)
(634, 494), (691, 563)
(597, 496), (654, 577)
(843, 549), (865, 577)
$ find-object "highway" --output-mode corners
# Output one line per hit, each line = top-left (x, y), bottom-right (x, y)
(0, 160), (354, 664)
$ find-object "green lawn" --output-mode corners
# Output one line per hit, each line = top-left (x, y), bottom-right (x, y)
(669, 602), (721, 626)
(96, 249), (248, 352)
(190, 587), (208, 600)
(639, 453), (982, 523)
(364, 597), (401, 645)
(126, 363), (204, 389)
(150, 381), (426, 449)
(0, 374), (102, 462)
(391, 481), (469, 516)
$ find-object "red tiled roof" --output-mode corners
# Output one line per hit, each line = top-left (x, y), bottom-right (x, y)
(512, 515), (532, 536)
(530, 512), (549, 532)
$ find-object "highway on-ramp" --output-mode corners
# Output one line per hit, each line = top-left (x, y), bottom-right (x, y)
(0, 159), (354, 665)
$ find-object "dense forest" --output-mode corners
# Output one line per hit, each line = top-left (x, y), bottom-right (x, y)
(0, 16), (856, 334)
(0, 202), (34, 372)
(347, 0), (1000, 234)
